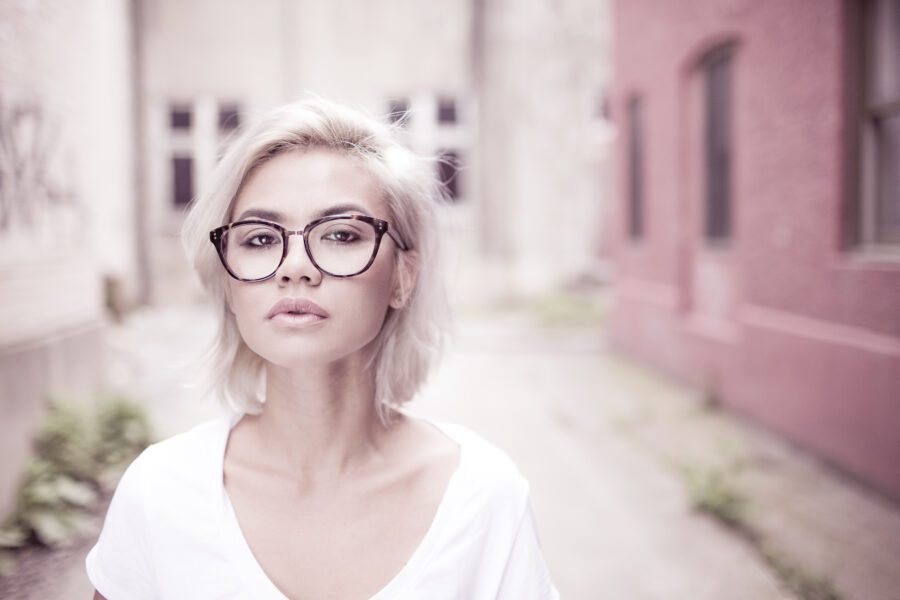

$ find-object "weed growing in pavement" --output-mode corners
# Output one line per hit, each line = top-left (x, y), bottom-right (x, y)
(762, 546), (844, 600)
(680, 461), (747, 529)
(0, 396), (153, 577)
(677, 460), (844, 600)
(530, 292), (607, 327)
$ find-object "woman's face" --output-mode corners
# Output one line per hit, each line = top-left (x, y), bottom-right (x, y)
(225, 148), (410, 369)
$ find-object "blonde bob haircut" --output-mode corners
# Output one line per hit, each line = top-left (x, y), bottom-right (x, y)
(182, 97), (450, 426)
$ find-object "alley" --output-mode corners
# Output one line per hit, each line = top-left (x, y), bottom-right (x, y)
(16, 301), (900, 600)
(412, 310), (789, 599)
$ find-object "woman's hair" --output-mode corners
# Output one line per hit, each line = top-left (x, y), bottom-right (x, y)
(182, 97), (450, 426)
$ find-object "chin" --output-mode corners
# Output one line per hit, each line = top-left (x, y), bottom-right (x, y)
(254, 336), (381, 372)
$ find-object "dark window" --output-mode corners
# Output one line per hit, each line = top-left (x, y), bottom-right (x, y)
(597, 91), (611, 121)
(218, 104), (240, 131)
(437, 97), (457, 125)
(703, 47), (733, 242)
(170, 106), (192, 130)
(854, 0), (900, 245)
(627, 96), (644, 239)
(387, 98), (410, 126)
(172, 156), (193, 207)
(438, 150), (462, 201)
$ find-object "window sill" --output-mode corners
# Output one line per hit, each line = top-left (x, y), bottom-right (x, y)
(834, 246), (900, 271)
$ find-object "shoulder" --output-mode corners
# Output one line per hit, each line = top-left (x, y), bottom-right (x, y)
(117, 413), (233, 502)
(86, 414), (237, 598)
(420, 417), (531, 513)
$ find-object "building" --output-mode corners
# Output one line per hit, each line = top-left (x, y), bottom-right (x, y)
(0, 0), (614, 514)
(136, 0), (611, 305)
(609, 0), (900, 499)
(0, 0), (136, 514)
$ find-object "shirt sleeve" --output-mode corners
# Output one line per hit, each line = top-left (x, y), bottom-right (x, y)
(85, 448), (157, 599)
(496, 495), (561, 600)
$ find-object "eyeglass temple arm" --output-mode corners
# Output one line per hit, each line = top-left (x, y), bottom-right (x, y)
(385, 228), (410, 252)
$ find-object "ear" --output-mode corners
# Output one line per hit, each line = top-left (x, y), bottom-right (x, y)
(389, 250), (420, 309)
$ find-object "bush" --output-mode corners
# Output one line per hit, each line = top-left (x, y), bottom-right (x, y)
(93, 396), (153, 475)
(0, 395), (153, 574)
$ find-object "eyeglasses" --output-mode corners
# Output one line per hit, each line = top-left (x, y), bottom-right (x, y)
(209, 214), (409, 282)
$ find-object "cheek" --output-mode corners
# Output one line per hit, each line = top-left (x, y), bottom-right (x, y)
(340, 263), (396, 331)
(227, 282), (265, 345)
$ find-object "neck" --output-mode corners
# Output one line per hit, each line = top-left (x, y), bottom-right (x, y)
(249, 354), (398, 486)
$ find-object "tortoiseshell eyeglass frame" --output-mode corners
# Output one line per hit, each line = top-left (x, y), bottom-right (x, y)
(208, 213), (410, 282)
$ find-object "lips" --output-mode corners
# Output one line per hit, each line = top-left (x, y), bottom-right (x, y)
(266, 297), (330, 320)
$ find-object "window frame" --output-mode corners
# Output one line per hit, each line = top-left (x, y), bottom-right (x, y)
(847, 0), (900, 253)
(627, 95), (645, 240)
(701, 43), (735, 245)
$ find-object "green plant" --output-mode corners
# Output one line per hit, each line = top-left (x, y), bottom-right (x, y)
(32, 401), (97, 482)
(680, 462), (746, 529)
(11, 458), (97, 547)
(762, 546), (844, 600)
(93, 395), (153, 474)
(0, 395), (153, 576)
(531, 292), (606, 327)
(677, 460), (845, 600)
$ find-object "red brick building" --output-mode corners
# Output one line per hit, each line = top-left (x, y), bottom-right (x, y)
(609, 0), (900, 499)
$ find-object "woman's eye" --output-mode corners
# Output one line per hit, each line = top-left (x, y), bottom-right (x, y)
(244, 233), (279, 247)
(323, 229), (360, 243)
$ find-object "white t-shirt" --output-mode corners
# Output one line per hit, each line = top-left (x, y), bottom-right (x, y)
(85, 413), (560, 599)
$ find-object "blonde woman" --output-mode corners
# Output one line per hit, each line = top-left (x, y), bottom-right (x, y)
(86, 98), (559, 599)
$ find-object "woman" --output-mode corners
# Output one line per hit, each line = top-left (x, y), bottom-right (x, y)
(86, 98), (560, 599)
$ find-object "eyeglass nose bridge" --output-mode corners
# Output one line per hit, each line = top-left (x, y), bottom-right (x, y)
(276, 228), (319, 276)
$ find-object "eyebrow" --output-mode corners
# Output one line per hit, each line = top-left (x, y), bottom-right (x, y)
(236, 203), (372, 223)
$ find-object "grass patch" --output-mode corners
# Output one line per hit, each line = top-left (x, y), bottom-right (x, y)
(762, 546), (844, 600)
(680, 462), (747, 530)
(529, 292), (607, 327)
(678, 459), (844, 600)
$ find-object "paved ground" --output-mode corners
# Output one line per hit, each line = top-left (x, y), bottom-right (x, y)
(6, 299), (900, 599)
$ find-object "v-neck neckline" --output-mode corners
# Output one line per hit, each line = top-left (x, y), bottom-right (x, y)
(215, 412), (465, 599)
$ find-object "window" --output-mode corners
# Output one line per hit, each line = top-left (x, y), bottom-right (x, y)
(172, 156), (193, 207)
(703, 46), (733, 242)
(438, 150), (462, 201)
(854, 0), (900, 246)
(437, 97), (457, 125)
(627, 96), (644, 239)
(597, 90), (611, 121)
(218, 104), (241, 131)
(170, 105), (192, 130)
(387, 98), (410, 126)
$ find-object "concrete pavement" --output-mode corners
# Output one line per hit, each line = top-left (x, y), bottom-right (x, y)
(11, 300), (900, 599)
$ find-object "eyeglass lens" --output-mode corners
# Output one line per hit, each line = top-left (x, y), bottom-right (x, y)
(222, 219), (379, 279)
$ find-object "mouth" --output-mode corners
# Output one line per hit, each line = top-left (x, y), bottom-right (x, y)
(267, 297), (330, 322)
(269, 311), (327, 327)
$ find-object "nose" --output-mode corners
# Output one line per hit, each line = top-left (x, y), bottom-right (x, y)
(275, 233), (322, 286)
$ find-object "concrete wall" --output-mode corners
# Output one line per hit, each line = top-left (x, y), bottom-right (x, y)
(140, 0), (613, 305)
(609, 0), (900, 500)
(0, 0), (135, 514)
(475, 0), (612, 296)
(139, 0), (476, 303)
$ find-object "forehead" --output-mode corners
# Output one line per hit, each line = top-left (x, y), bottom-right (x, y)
(231, 148), (387, 224)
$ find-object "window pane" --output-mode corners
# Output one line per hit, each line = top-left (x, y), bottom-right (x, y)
(172, 156), (193, 207)
(387, 99), (409, 126)
(705, 52), (732, 241)
(170, 106), (191, 130)
(438, 150), (462, 201)
(876, 114), (900, 242)
(219, 104), (240, 131)
(437, 97), (457, 124)
(868, 0), (900, 107)
(628, 97), (644, 239)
